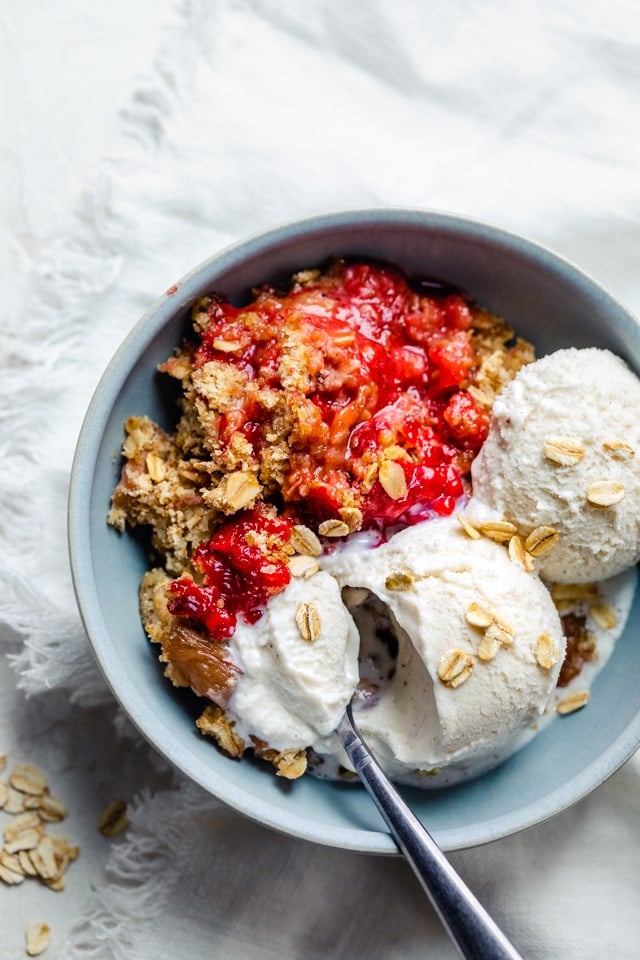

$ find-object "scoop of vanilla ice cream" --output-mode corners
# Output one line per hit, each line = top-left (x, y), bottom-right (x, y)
(227, 571), (359, 752)
(326, 518), (565, 776)
(470, 348), (640, 583)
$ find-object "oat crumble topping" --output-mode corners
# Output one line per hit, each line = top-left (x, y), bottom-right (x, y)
(109, 258), (541, 775)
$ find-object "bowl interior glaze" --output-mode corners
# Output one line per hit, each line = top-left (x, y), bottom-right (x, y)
(69, 210), (640, 853)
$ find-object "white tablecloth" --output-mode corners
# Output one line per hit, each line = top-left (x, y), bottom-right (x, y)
(2, 1), (640, 957)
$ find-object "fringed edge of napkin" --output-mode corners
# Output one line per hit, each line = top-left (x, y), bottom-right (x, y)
(65, 780), (213, 960)
(0, 0), (206, 702)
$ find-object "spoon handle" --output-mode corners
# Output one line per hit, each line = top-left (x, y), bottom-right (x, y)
(336, 707), (523, 960)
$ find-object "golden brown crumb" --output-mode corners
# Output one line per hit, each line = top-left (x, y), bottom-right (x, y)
(254, 746), (308, 779)
(110, 265), (537, 776)
(196, 706), (245, 758)
(108, 416), (214, 573)
(469, 310), (534, 409)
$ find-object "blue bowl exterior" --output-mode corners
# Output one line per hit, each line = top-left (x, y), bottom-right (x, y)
(69, 209), (640, 854)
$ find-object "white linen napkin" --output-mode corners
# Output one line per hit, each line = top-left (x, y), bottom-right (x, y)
(3, 1), (640, 957)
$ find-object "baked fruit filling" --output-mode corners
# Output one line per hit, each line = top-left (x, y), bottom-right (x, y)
(109, 258), (535, 774)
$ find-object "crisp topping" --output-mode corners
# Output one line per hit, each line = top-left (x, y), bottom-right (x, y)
(290, 524), (322, 557)
(274, 750), (308, 779)
(339, 506), (364, 532)
(292, 268), (321, 285)
(111, 260), (530, 583)
(109, 259), (546, 777)
(212, 470), (262, 513)
(145, 452), (166, 482)
(257, 747), (308, 780)
(196, 705), (245, 758)
(317, 519), (350, 538)
(469, 314), (534, 409)
(211, 338), (243, 353)
(378, 460), (408, 501)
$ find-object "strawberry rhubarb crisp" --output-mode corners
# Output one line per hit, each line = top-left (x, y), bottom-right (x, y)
(109, 257), (542, 780)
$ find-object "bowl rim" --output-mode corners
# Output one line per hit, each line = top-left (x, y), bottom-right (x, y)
(68, 207), (640, 854)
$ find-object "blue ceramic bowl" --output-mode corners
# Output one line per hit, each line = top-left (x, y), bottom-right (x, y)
(69, 209), (640, 853)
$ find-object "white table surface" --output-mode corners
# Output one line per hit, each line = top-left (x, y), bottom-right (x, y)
(2, 2), (640, 958)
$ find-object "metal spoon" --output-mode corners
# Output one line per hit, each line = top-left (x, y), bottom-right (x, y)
(336, 704), (524, 960)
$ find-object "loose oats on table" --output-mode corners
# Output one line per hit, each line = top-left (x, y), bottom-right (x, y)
(0, 754), (80, 959)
